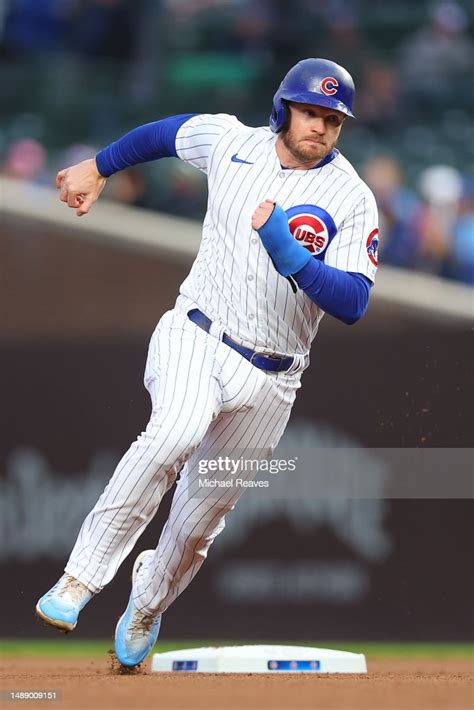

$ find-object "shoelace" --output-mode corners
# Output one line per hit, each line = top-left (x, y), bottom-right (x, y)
(57, 576), (90, 603)
(129, 609), (159, 638)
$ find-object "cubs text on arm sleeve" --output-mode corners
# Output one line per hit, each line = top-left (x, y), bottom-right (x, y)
(174, 113), (244, 173)
(293, 259), (372, 325)
(95, 114), (197, 177)
(323, 186), (379, 283)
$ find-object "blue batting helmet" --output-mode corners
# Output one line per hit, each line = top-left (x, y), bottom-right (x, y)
(270, 58), (356, 132)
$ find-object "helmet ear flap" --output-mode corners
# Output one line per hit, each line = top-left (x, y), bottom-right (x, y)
(270, 99), (290, 133)
(280, 100), (290, 132)
(270, 106), (279, 132)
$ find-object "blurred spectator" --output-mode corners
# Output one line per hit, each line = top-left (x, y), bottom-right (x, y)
(164, 0), (241, 52)
(103, 167), (146, 207)
(68, 0), (142, 60)
(2, 0), (146, 62)
(57, 143), (98, 171)
(151, 161), (208, 220)
(316, 1), (369, 83)
(450, 177), (474, 284)
(1, 138), (48, 183)
(362, 155), (420, 268)
(266, 0), (315, 76)
(2, 0), (71, 55)
(356, 61), (401, 134)
(233, 1), (272, 58)
(398, 1), (474, 111)
(414, 164), (464, 277)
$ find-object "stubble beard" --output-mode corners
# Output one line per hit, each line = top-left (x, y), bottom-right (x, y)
(281, 128), (334, 165)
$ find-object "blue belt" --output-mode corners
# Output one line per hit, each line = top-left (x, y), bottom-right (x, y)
(187, 309), (294, 373)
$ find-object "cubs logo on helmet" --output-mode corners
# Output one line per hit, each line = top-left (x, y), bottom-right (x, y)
(366, 228), (379, 266)
(286, 205), (337, 258)
(320, 77), (338, 96)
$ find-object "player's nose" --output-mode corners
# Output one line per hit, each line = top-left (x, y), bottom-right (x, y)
(311, 117), (326, 134)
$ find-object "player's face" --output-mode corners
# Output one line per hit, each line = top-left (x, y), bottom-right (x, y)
(281, 102), (345, 166)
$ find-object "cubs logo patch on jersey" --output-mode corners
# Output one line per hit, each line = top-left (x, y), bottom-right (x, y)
(366, 228), (379, 266)
(286, 205), (337, 259)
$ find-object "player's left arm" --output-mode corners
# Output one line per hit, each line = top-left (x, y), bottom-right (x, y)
(252, 197), (378, 325)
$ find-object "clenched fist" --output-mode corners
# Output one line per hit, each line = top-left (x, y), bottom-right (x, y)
(56, 158), (107, 216)
(251, 199), (276, 230)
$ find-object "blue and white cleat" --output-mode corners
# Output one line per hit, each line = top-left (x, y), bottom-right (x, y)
(35, 574), (93, 632)
(115, 550), (162, 668)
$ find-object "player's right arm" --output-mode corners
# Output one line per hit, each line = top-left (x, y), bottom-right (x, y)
(55, 114), (195, 217)
(56, 113), (240, 217)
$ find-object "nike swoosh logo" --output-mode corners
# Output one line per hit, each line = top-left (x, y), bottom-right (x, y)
(231, 153), (253, 165)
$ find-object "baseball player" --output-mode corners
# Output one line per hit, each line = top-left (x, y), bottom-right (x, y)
(36, 58), (379, 667)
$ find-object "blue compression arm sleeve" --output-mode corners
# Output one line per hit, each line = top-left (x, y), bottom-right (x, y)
(95, 114), (197, 177)
(294, 259), (372, 325)
(256, 204), (312, 276)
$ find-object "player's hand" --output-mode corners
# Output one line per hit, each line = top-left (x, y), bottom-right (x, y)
(55, 158), (107, 217)
(252, 200), (312, 277)
(251, 199), (276, 230)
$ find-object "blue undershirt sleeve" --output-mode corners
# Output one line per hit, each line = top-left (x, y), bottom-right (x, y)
(293, 258), (372, 325)
(95, 114), (198, 177)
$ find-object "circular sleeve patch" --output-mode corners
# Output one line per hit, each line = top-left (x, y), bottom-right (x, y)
(286, 205), (337, 258)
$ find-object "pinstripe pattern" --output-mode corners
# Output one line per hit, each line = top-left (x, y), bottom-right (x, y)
(66, 310), (224, 590)
(65, 311), (296, 598)
(62, 113), (378, 615)
(175, 114), (378, 359)
(133, 358), (298, 615)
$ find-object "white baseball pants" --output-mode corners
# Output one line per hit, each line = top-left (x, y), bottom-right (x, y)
(65, 308), (300, 615)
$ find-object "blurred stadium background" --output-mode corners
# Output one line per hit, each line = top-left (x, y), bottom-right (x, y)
(0, 0), (473, 645)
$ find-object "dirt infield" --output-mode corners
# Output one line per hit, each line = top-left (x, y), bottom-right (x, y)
(1, 656), (473, 710)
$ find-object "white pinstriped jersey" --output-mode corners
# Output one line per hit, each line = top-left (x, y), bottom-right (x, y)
(174, 113), (379, 358)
